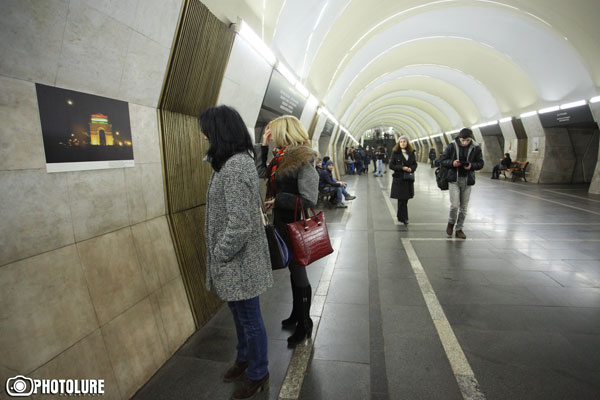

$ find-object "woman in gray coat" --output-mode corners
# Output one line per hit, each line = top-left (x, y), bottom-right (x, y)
(200, 105), (273, 400)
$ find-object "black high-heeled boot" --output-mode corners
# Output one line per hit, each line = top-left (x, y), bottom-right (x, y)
(287, 285), (313, 346)
(281, 277), (299, 328)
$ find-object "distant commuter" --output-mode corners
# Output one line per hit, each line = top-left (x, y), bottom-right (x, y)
(374, 145), (386, 177)
(256, 115), (319, 346)
(390, 136), (417, 225)
(318, 159), (356, 208)
(199, 105), (272, 398)
(346, 148), (355, 174)
(365, 145), (373, 172)
(439, 128), (484, 239)
(491, 153), (512, 179)
(429, 148), (437, 168)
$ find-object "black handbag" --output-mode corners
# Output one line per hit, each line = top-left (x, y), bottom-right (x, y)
(403, 171), (415, 181)
(260, 202), (291, 270)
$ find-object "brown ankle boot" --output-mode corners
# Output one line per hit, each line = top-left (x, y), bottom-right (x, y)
(455, 230), (467, 239)
(446, 223), (454, 236)
(232, 372), (269, 399)
(223, 361), (248, 382)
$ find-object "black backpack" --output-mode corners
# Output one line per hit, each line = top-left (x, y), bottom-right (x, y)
(435, 142), (459, 190)
(435, 166), (449, 190)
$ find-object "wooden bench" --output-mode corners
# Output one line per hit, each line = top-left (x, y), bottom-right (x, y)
(499, 161), (529, 182)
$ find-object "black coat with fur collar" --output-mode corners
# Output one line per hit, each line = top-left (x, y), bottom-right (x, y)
(255, 144), (319, 243)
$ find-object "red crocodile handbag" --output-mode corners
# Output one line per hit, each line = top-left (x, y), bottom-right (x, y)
(285, 197), (334, 266)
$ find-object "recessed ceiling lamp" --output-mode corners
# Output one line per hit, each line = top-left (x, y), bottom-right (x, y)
(236, 20), (276, 66)
(560, 100), (587, 110)
(538, 106), (559, 114)
(520, 111), (538, 118)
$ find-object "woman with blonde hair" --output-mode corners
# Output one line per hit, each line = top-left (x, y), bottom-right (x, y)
(389, 136), (417, 225)
(255, 115), (319, 346)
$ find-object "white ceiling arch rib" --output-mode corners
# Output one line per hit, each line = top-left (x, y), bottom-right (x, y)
(353, 108), (435, 136)
(336, 38), (537, 120)
(323, 4), (594, 111)
(349, 98), (452, 133)
(355, 113), (428, 138)
(340, 64), (501, 123)
(349, 104), (441, 135)
(271, 0), (352, 80)
(344, 90), (462, 130)
(344, 76), (481, 127)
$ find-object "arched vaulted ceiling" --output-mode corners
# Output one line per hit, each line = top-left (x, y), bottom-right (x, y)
(202, 0), (600, 139)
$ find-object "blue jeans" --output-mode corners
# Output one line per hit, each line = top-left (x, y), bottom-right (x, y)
(322, 184), (349, 203)
(228, 297), (268, 380)
(376, 159), (385, 176)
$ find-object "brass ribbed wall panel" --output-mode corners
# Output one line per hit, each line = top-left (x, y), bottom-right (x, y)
(161, 110), (212, 213)
(160, 0), (234, 115)
(158, 0), (235, 328)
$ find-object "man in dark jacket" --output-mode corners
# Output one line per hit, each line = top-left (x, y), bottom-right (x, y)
(439, 128), (484, 239)
(318, 160), (356, 208)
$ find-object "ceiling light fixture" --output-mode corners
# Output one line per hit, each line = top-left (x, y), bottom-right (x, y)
(560, 100), (587, 110)
(520, 111), (538, 118)
(236, 20), (276, 66)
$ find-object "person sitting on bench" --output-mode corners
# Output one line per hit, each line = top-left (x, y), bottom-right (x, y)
(318, 160), (356, 208)
(492, 153), (512, 179)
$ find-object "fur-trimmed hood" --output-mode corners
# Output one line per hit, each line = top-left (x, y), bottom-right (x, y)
(277, 145), (319, 178)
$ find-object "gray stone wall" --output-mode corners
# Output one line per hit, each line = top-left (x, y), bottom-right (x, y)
(538, 127), (576, 183)
(0, 2), (196, 399)
(587, 103), (600, 194)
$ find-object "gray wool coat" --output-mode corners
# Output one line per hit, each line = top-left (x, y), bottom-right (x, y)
(204, 152), (273, 301)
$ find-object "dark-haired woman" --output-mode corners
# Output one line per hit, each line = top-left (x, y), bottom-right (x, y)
(255, 115), (319, 347)
(389, 136), (417, 225)
(200, 105), (273, 399)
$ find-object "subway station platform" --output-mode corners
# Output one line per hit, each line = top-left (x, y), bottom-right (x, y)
(133, 165), (600, 400)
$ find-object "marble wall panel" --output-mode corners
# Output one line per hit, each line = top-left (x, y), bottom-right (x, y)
(133, 0), (183, 48)
(67, 168), (130, 242)
(587, 103), (600, 194)
(218, 36), (272, 129)
(82, 0), (139, 27)
(0, 169), (74, 266)
(0, 77), (46, 170)
(131, 216), (180, 294)
(481, 136), (504, 173)
(101, 298), (167, 399)
(125, 163), (166, 225)
(0, 245), (98, 387)
(142, 163), (166, 219)
(124, 165), (146, 225)
(150, 277), (195, 356)
(526, 136), (546, 183)
(119, 31), (170, 107)
(129, 103), (161, 164)
(30, 330), (121, 400)
(77, 227), (148, 325)
(0, 0), (68, 85)
(539, 128), (576, 183)
(55, 1), (132, 100)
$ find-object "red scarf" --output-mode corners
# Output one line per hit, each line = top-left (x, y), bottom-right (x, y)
(266, 147), (286, 199)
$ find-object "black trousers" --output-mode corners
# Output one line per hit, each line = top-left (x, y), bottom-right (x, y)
(397, 199), (409, 222)
(492, 165), (502, 178)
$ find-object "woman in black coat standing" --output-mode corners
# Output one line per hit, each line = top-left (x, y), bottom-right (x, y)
(389, 136), (417, 225)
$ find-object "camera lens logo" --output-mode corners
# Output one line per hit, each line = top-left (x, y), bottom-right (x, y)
(6, 375), (34, 397)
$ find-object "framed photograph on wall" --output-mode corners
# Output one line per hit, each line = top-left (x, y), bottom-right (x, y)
(35, 84), (134, 173)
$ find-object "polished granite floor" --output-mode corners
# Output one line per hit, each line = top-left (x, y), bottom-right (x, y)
(134, 164), (600, 400)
